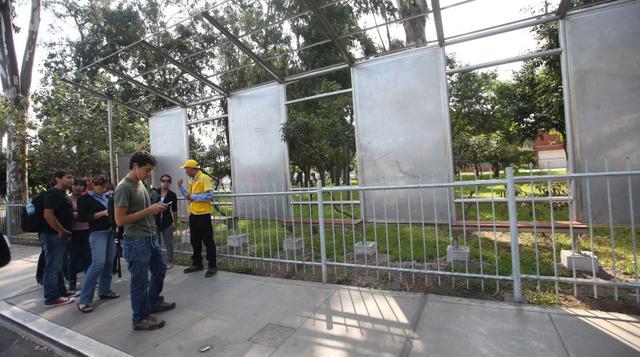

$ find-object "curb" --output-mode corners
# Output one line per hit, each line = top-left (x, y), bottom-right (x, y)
(0, 300), (131, 357)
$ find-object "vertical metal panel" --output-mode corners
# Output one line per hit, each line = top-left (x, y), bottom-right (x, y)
(352, 47), (454, 223)
(228, 83), (290, 219)
(564, 1), (640, 225)
(149, 107), (190, 190)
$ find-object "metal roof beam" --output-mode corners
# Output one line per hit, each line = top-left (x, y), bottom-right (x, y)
(556, 0), (571, 19)
(98, 65), (187, 107)
(201, 13), (285, 83)
(138, 40), (229, 96)
(431, 0), (445, 47)
(305, 0), (354, 65)
(59, 78), (151, 117)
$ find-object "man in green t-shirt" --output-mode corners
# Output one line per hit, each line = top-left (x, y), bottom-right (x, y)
(113, 151), (176, 331)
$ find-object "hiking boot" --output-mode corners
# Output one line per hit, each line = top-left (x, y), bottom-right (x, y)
(183, 265), (203, 273)
(204, 267), (218, 278)
(45, 296), (75, 308)
(133, 316), (165, 331)
(151, 300), (176, 314)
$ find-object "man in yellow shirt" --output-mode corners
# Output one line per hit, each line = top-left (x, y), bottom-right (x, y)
(177, 159), (217, 278)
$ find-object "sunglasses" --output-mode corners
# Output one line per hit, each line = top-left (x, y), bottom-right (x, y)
(161, 179), (171, 183)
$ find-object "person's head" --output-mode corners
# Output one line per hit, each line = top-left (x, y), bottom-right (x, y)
(179, 159), (200, 178)
(71, 178), (86, 196)
(92, 175), (109, 195)
(159, 174), (172, 189)
(129, 151), (157, 181)
(83, 175), (94, 191)
(53, 169), (75, 190)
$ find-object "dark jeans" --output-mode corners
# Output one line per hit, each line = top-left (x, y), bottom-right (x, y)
(189, 214), (216, 268)
(122, 236), (166, 325)
(67, 229), (91, 288)
(38, 232), (68, 303)
(157, 224), (175, 264)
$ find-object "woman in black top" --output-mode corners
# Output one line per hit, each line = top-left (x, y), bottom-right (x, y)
(76, 176), (119, 313)
(151, 174), (178, 269)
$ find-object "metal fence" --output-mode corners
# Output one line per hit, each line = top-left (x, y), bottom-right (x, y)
(3, 166), (639, 304)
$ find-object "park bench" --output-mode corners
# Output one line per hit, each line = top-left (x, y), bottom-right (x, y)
(178, 215), (239, 230)
(280, 218), (363, 233)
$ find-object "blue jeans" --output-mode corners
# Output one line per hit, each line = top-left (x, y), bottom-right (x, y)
(39, 232), (68, 303)
(122, 236), (167, 324)
(79, 230), (116, 305)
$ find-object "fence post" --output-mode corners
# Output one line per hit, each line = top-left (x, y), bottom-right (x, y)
(506, 167), (523, 302)
(316, 180), (328, 283)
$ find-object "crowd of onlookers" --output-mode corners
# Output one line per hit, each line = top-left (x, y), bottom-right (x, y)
(34, 151), (218, 331)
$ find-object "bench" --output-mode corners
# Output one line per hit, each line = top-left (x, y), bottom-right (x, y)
(280, 218), (363, 233)
(451, 220), (588, 234)
(178, 215), (239, 230)
(451, 220), (588, 251)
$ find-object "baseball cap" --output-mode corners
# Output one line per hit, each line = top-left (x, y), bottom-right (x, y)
(179, 159), (199, 169)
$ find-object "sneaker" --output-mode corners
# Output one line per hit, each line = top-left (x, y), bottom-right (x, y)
(204, 268), (218, 278)
(133, 316), (165, 331)
(45, 296), (74, 308)
(183, 265), (203, 273)
(151, 300), (176, 313)
(62, 290), (80, 298)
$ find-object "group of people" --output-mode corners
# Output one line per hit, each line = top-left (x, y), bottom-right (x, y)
(37, 151), (218, 331)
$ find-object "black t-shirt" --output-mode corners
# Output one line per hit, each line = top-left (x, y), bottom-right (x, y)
(42, 188), (73, 234)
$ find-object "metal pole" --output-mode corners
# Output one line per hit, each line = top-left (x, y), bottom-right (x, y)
(317, 180), (328, 283)
(107, 100), (116, 184)
(506, 167), (523, 302)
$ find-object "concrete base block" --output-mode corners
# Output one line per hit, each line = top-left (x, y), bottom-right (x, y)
(179, 230), (190, 244)
(284, 238), (303, 251)
(561, 250), (600, 272)
(354, 241), (376, 256)
(447, 245), (470, 263)
(227, 234), (249, 248)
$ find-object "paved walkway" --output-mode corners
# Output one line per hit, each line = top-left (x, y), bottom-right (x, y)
(1, 244), (639, 357)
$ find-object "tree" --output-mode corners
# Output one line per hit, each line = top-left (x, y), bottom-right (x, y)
(0, 0), (41, 200)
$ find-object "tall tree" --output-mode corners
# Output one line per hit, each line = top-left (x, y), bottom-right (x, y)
(0, 0), (41, 200)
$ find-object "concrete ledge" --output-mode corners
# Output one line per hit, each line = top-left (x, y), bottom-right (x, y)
(0, 300), (131, 357)
(561, 250), (600, 272)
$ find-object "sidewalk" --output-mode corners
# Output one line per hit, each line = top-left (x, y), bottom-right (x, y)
(1, 244), (638, 357)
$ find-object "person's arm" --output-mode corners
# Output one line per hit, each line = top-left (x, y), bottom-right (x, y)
(171, 191), (178, 213)
(43, 209), (70, 238)
(189, 191), (213, 202)
(43, 192), (70, 238)
(114, 204), (165, 226)
(113, 186), (165, 226)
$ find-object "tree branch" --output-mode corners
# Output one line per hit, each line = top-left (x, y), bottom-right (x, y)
(19, 0), (42, 100)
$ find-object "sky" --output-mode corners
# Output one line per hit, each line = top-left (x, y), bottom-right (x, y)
(12, 0), (560, 92)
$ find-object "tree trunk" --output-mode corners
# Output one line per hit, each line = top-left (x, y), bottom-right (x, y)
(0, 0), (41, 201)
(397, 0), (428, 46)
(6, 109), (28, 201)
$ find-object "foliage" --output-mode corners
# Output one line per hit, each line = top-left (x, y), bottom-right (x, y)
(29, 73), (149, 191)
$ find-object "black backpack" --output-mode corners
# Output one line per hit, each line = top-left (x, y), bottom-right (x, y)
(21, 190), (49, 233)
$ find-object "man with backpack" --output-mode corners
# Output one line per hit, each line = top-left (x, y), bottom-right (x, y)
(39, 169), (76, 307)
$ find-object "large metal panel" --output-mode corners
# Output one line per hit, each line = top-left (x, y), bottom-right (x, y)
(228, 83), (290, 219)
(352, 47), (454, 223)
(564, 1), (640, 225)
(149, 107), (189, 190)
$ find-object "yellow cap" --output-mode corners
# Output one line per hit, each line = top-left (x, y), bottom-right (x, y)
(179, 159), (199, 169)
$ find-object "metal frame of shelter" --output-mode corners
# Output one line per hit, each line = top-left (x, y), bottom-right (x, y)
(61, 0), (626, 183)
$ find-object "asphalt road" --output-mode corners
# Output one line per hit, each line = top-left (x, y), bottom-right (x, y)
(0, 323), (56, 356)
